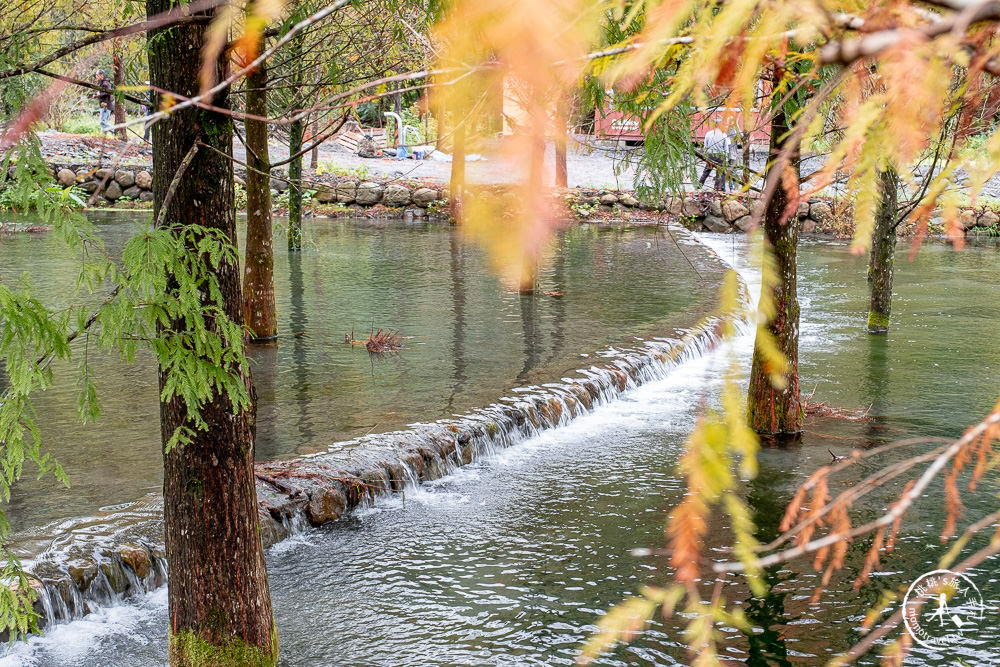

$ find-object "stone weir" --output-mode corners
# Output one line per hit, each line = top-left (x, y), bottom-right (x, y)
(14, 246), (750, 636)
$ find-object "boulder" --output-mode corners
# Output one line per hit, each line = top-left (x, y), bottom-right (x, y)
(800, 217), (817, 234)
(734, 215), (755, 232)
(707, 199), (723, 217)
(135, 170), (153, 189)
(314, 187), (336, 203)
(978, 210), (1000, 228)
(139, 191), (154, 202)
(355, 181), (383, 205)
(67, 559), (98, 590)
(682, 197), (702, 217)
(94, 168), (113, 181)
(76, 169), (92, 182)
(411, 187), (439, 207)
(382, 184), (411, 207)
(722, 199), (750, 222)
(270, 177), (289, 192)
(412, 207), (428, 218)
(702, 215), (730, 233)
(667, 197), (684, 216)
(56, 168), (76, 187)
(114, 169), (135, 187)
(796, 200), (810, 219)
(99, 561), (128, 594)
(103, 181), (123, 201)
(809, 201), (833, 224)
(306, 485), (347, 525)
(619, 193), (639, 208)
(599, 193), (618, 206)
(122, 186), (141, 199)
(959, 210), (977, 229)
(80, 181), (99, 193)
(336, 180), (357, 204)
(440, 187), (450, 202)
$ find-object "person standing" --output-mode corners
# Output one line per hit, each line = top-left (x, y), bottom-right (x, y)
(726, 125), (743, 190)
(699, 117), (730, 191)
(94, 69), (114, 136)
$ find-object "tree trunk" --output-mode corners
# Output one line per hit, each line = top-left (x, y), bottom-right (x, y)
(867, 168), (898, 334)
(242, 62), (277, 343)
(147, 3), (277, 664)
(112, 42), (127, 141)
(554, 96), (568, 189)
(746, 105), (802, 438)
(287, 36), (304, 251)
(449, 121), (466, 220)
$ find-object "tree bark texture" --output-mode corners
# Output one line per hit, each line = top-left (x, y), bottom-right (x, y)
(242, 63), (277, 342)
(746, 105), (802, 437)
(146, 3), (277, 664)
(554, 96), (568, 189)
(287, 34), (304, 251)
(449, 121), (466, 220)
(867, 168), (898, 334)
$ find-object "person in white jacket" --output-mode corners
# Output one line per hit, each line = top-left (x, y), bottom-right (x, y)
(698, 117), (730, 191)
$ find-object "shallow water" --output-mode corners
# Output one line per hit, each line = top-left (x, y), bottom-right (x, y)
(4, 233), (1000, 665)
(0, 214), (722, 531)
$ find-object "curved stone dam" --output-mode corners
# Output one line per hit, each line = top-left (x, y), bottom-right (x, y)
(1, 217), (743, 634)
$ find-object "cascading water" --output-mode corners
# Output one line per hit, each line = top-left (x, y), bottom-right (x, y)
(8, 234), (752, 638)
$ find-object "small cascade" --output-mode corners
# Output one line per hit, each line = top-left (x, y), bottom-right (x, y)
(10, 238), (751, 637)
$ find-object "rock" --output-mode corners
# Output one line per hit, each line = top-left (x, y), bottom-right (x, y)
(682, 197), (702, 217)
(314, 187), (336, 203)
(306, 485), (347, 526)
(707, 199), (723, 217)
(796, 201), (810, 219)
(103, 181), (123, 201)
(270, 177), (289, 192)
(122, 186), (141, 199)
(667, 197), (684, 216)
(118, 545), (151, 580)
(978, 210), (1000, 228)
(702, 215), (730, 233)
(440, 187), (450, 202)
(734, 215), (755, 232)
(80, 181), (99, 193)
(355, 181), (383, 205)
(800, 217), (817, 234)
(114, 169), (135, 187)
(336, 180), (357, 204)
(99, 561), (128, 594)
(94, 168), (113, 181)
(382, 184), (411, 207)
(959, 210), (977, 229)
(135, 170), (153, 189)
(76, 169), (92, 182)
(139, 191), (154, 202)
(234, 174), (246, 187)
(67, 560), (98, 590)
(599, 193), (618, 206)
(619, 193), (639, 208)
(411, 187), (439, 207)
(56, 168), (76, 187)
(413, 207), (427, 218)
(358, 135), (378, 158)
(722, 199), (750, 222)
(809, 201), (833, 224)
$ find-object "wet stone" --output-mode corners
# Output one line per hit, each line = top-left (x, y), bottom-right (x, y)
(99, 561), (128, 594)
(135, 170), (152, 189)
(103, 181), (123, 201)
(114, 169), (135, 187)
(118, 545), (151, 580)
(57, 168), (76, 187)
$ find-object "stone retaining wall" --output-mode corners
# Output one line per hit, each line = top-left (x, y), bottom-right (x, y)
(19, 162), (1000, 235)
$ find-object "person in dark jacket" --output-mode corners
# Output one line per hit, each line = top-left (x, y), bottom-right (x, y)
(94, 69), (113, 136)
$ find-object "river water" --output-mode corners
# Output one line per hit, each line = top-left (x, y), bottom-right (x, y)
(2, 223), (999, 665)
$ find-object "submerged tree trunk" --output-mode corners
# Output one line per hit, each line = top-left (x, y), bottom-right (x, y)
(242, 62), (277, 342)
(450, 121), (466, 220)
(147, 4), (277, 664)
(746, 105), (802, 438)
(867, 168), (898, 334)
(112, 42), (127, 141)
